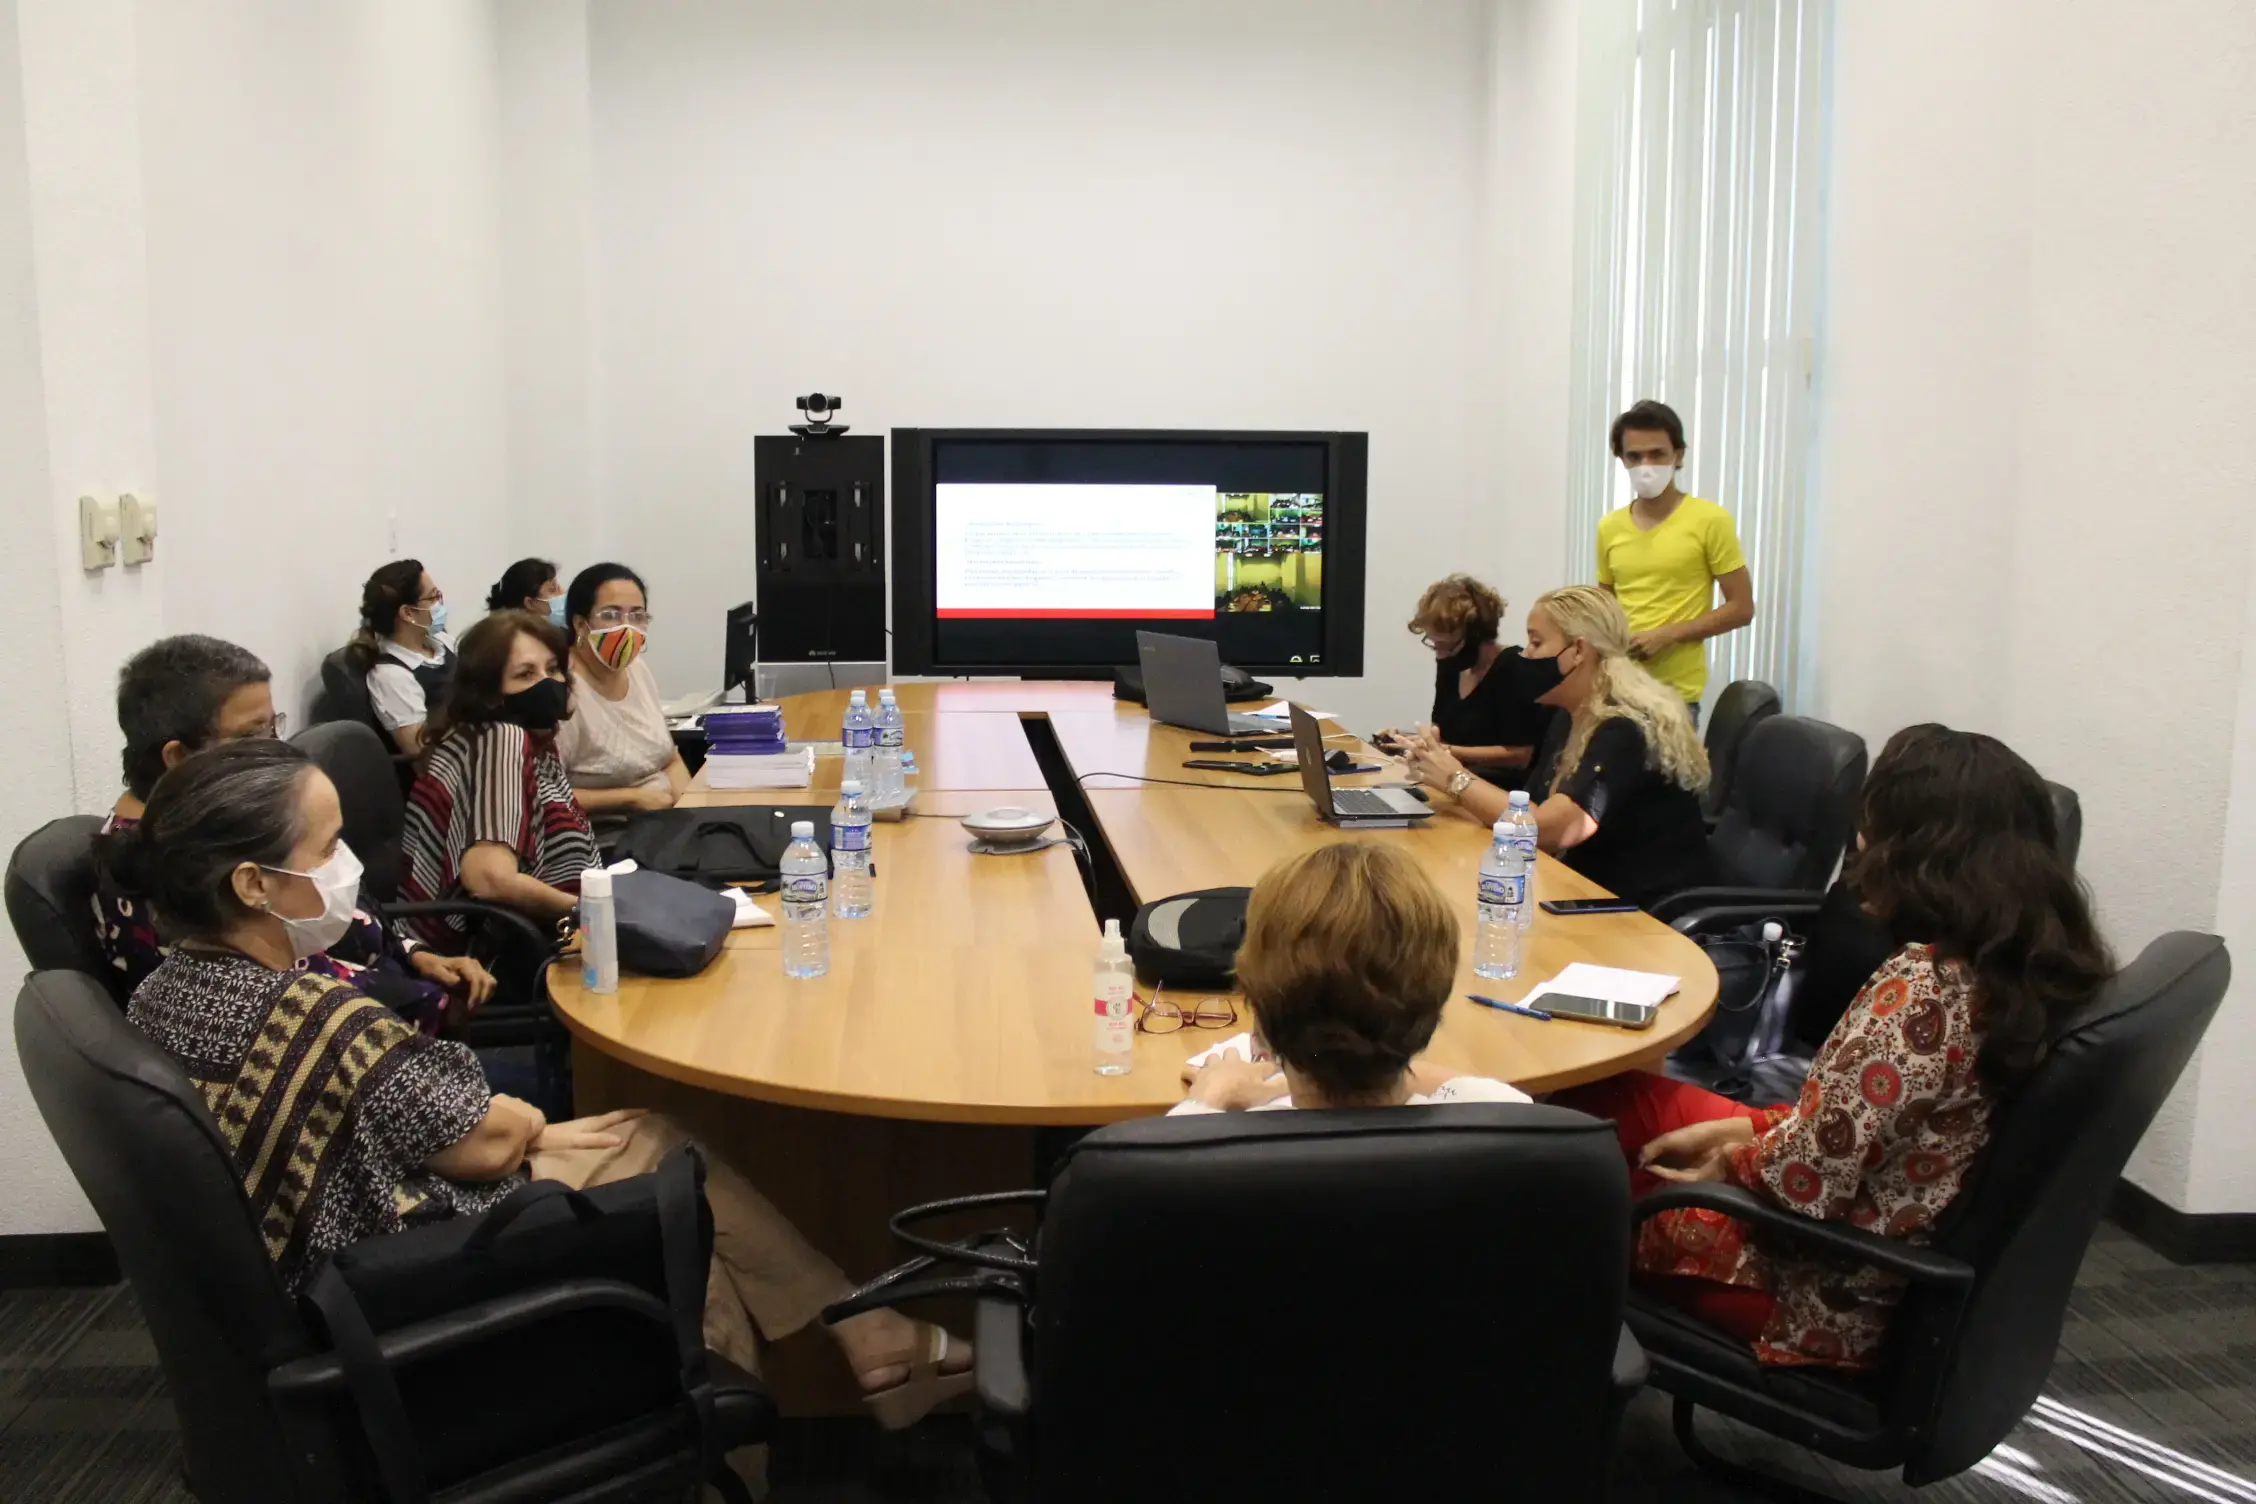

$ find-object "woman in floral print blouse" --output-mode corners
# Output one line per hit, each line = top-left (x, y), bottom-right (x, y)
(1561, 724), (2113, 1369)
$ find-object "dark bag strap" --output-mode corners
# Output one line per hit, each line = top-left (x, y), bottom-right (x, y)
(306, 1259), (430, 1504)
(655, 1145), (717, 1483)
(460, 1178), (604, 1252)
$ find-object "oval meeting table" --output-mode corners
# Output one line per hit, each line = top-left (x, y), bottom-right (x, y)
(550, 680), (1716, 1412)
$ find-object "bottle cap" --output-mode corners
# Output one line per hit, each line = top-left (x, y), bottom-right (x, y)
(791, 820), (814, 839)
(1493, 818), (1512, 837)
(1100, 917), (1126, 958)
(841, 779), (863, 796)
(580, 867), (612, 900)
(1508, 789), (1532, 807)
(879, 688), (896, 702)
(849, 689), (867, 704)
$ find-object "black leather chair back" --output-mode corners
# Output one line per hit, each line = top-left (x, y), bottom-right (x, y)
(5, 815), (125, 1003)
(2047, 781), (2082, 868)
(1029, 1105), (1630, 1502)
(1709, 715), (1867, 890)
(1702, 679), (1781, 819)
(311, 646), (400, 750)
(14, 971), (338, 1502)
(1892, 933), (2229, 1483)
(293, 720), (408, 904)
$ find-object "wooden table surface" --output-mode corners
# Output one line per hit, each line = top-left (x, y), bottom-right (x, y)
(553, 681), (1717, 1124)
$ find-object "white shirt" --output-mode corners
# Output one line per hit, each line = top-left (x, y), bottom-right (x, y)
(365, 634), (454, 732)
(1167, 1075), (1530, 1116)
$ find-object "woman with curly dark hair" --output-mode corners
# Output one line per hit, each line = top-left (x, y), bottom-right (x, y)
(1558, 724), (2113, 1370)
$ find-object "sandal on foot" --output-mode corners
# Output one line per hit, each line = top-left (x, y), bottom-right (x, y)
(860, 1325), (973, 1431)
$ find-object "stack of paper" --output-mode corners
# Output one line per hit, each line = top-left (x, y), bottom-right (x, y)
(704, 745), (815, 790)
(1522, 963), (1682, 1010)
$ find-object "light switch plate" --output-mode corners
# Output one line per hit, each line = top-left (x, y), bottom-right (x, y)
(79, 495), (119, 571)
(120, 493), (157, 565)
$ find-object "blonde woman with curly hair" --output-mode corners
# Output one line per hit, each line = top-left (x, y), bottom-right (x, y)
(1403, 585), (1713, 909)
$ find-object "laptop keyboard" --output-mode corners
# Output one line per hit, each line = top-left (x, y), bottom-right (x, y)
(1331, 788), (1405, 818)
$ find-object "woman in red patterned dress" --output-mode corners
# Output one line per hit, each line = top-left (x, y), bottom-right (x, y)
(1559, 724), (2113, 1369)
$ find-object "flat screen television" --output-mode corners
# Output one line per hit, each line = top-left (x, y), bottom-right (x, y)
(889, 428), (1367, 677)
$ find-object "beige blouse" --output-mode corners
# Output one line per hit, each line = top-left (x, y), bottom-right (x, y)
(559, 658), (674, 833)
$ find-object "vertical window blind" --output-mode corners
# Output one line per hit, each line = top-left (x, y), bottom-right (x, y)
(1566, 0), (1831, 705)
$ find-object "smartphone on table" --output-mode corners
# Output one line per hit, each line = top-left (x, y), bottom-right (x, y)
(1538, 993), (1659, 1030)
(1539, 898), (1642, 916)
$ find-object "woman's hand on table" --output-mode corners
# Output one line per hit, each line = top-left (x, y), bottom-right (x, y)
(1180, 1054), (1289, 1112)
(1400, 729), (1467, 792)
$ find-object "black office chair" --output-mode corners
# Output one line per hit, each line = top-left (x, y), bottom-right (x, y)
(4, 814), (125, 1004)
(827, 1105), (1646, 1503)
(1651, 715), (1867, 926)
(291, 721), (563, 1060)
(14, 968), (773, 1504)
(1702, 679), (1781, 821)
(1666, 779), (2086, 1104)
(1629, 931), (2229, 1500)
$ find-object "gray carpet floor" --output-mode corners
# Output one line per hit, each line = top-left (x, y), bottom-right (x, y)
(1, 1222), (2249, 1502)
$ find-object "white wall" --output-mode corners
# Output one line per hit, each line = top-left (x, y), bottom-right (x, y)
(138, 0), (511, 718)
(1816, 0), (2256, 1212)
(0, 0), (98, 1236)
(575, 0), (1540, 732)
(0, 0), (511, 1238)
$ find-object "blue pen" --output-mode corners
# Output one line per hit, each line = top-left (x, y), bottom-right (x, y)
(1467, 993), (1552, 1021)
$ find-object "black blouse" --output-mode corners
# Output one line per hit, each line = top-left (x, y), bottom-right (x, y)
(1431, 648), (1556, 788)
(1529, 714), (1714, 910)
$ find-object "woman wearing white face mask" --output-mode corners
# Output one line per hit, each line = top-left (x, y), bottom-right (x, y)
(555, 562), (691, 841)
(1402, 586), (1715, 910)
(116, 740), (978, 1467)
(1594, 399), (1755, 724)
(349, 558), (458, 757)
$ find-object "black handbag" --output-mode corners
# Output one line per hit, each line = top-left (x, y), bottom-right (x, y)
(609, 869), (737, 978)
(611, 805), (833, 889)
(1127, 887), (1252, 988)
(302, 1146), (715, 1501)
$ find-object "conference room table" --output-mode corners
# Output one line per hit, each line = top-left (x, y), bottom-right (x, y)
(551, 680), (1717, 1410)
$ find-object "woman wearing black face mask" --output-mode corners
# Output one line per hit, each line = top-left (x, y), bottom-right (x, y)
(399, 611), (597, 944)
(1376, 575), (1555, 789)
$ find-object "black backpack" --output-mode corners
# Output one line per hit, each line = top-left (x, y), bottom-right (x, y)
(1127, 887), (1252, 988)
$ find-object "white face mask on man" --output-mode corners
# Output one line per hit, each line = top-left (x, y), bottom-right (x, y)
(260, 842), (365, 962)
(1627, 463), (1676, 501)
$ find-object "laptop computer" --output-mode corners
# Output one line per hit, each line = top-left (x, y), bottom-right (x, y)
(1290, 702), (1433, 827)
(1137, 631), (1275, 736)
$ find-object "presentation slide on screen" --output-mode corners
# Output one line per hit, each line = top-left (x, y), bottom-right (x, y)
(935, 483), (1216, 619)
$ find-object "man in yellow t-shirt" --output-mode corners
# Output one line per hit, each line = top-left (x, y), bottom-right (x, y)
(1594, 399), (1756, 721)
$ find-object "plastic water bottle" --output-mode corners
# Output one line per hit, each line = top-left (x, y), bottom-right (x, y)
(1475, 818), (1524, 980)
(842, 690), (874, 790)
(579, 866), (618, 995)
(1506, 790), (1540, 929)
(1092, 918), (1135, 1075)
(873, 690), (906, 803)
(780, 820), (830, 978)
(831, 779), (873, 919)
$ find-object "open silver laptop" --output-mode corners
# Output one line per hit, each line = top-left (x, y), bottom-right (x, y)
(1137, 631), (1273, 736)
(1291, 703), (1432, 827)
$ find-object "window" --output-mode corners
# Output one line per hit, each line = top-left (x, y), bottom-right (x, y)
(1567, 0), (1831, 704)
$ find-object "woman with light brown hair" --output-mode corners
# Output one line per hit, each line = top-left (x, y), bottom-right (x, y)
(1402, 584), (1713, 910)
(1174, 843), (1528, 1113)
(1378, 574), (1554, 787)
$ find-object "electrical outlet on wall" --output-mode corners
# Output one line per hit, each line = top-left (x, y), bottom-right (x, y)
(79, 495), (120, 571)
(120, 493), (157, 566)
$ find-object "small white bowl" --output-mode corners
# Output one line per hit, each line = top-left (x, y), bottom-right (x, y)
(960, 806), (1057, 847)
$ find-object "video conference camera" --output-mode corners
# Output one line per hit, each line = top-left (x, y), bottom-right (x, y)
(792, 392), (849, 439)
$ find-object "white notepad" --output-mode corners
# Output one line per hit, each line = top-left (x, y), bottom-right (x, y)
(1522, 963), (1681, 1010)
